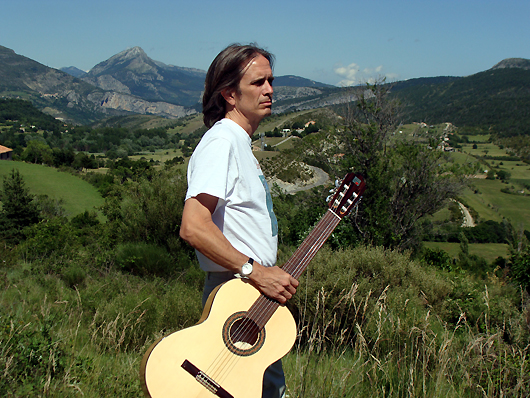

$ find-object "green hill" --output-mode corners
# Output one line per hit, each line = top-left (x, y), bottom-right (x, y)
(0, 161), (104, 219)
(393, 67), (530, 136)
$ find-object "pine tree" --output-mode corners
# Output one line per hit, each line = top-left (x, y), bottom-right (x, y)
(0, 169), (40, 243)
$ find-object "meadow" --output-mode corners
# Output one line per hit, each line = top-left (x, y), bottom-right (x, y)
(423, 241), (510, 263)
(0, 161), (104, 219)
(424, 133), (530, 262)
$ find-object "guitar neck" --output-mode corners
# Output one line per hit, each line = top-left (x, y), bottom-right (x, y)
(282, 209), (341, 279)
(247, 209), (341, 328)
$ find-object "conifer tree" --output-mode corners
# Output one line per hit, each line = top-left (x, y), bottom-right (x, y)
(0, 169), (40, 243)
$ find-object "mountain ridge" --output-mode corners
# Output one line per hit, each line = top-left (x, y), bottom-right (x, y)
(2, 43), (529, 131)
(0, 45), (195, 124)
(82, 47), (205, 107)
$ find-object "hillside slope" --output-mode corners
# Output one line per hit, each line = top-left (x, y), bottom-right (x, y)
(0, 46), (196, 124)
(393, 65), (530, 136)
(83, 47), (205, 107)
(0, 161), (104, 218)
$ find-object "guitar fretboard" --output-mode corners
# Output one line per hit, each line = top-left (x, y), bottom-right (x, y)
(247, 209), (341, 329)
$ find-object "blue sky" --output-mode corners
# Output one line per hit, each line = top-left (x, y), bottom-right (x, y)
(2, 0), (529, 86)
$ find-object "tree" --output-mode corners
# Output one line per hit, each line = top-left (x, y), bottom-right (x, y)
(509, 247), (530, 292)
(0, 169), (40, 243)
(298, 80), (467, 250)
(21, 140), (54, 165)
(496, 169), (511, 181)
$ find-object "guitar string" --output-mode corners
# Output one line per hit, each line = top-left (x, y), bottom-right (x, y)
(218, 202), (352, 384)
(199, 194), (358, 388)
(225, 211), (340, 358)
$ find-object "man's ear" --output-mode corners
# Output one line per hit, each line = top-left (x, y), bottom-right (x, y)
(221, 88), (236, 106)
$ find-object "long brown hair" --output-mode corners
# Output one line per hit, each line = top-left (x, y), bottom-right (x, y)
(202, 44), (274, 128)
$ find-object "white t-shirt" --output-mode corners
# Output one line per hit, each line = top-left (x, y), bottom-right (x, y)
(185, 118), (278, 272)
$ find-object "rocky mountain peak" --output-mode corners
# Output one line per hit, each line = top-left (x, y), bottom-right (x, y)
(88, 46), (154, 76)
(491, 58), (530, 71)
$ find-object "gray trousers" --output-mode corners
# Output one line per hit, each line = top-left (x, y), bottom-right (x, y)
(202, 271), (286, 398)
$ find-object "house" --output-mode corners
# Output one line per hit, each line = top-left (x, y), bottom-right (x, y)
(0, 145), (13, 160)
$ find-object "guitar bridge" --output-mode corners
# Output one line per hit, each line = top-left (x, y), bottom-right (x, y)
(181, 359), (234, 398)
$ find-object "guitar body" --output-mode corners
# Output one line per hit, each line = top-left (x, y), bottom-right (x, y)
(141, 278), (297, 398)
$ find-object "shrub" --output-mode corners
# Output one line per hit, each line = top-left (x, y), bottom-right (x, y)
(286, 245), (452, 346)
(421, 246), (454, 271)
(104, 169), (191, 259)
(115, 242), (176, 277)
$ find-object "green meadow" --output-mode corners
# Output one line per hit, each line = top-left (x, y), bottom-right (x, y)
(464, 178), (530, 229)
(423, 241), (511, 263)
(0, 161), (104, 218)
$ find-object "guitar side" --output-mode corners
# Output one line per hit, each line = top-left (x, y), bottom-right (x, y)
(140, 279), (297, 398)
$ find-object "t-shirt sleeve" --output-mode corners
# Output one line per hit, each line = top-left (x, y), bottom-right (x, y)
(185, 137), (236, 201)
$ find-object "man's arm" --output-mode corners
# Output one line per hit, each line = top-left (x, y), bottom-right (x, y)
(180, 193), (298, 304)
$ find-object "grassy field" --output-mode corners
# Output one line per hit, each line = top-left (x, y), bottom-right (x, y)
(464, 178), (530, 229)
(424, 241), (511, 263)
(449, 138), (530, 226)
(427, 134), (530, 261)
(167, 114), (204, 136)
(128, 148), (183, 164)
(0, 161), (104, 218)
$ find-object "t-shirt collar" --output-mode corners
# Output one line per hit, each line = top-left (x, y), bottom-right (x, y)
(221, 118), (252, 146)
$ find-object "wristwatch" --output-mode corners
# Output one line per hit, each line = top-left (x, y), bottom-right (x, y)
(236, 258), (254, 279)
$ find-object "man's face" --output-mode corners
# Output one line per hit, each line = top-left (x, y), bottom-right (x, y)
(232, 54), (274, 127)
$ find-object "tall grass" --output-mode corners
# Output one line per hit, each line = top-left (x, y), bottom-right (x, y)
(284, 287), (529, 397)
(1, 245), (528, 396)
(0, 267), (203, 397)
(282, 246), (530, 397)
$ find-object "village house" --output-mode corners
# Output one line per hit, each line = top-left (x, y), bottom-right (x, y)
(0, 144), (13, 160)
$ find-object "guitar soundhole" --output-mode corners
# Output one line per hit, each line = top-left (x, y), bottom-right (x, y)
(222, 311), (265, 357)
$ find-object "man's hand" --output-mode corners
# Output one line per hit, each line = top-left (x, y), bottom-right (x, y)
(248, 263), (299, 304)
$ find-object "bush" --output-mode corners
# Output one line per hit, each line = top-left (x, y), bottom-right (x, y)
(285, 245), (526, 349)
(421, 246), (454, 271)
(103, 169), (191, 259)
(286, 246), (452, 346)
(510, 247), (530, 292)
(115, 242), (176, 277)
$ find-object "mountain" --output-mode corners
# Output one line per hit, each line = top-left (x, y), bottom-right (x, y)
(82, 47), (205, 107)
(491, 58), (530, 71)
(61, 66), (87, 78)
(274, 75), (332, 88)
(0, 45), (110, 123)
(392, 58), (530, 136)
(3, 43), (528, 135)
(0, 45), (196, 124)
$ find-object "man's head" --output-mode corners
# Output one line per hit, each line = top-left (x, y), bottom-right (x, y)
(203, 44), (274, 129)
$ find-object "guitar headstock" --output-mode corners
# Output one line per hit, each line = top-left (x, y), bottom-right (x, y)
(328, 173), (366, 218)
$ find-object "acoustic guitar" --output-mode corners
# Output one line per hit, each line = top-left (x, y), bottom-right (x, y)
(140, 173), (366, 398)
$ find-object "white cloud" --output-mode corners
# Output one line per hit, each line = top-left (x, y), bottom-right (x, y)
(333, 62), (361, 87)
(334, 62), (397, 86)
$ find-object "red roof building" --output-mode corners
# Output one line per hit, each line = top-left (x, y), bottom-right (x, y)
(0, 145), (13, 160)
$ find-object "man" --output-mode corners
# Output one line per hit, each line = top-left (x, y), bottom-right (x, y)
(180, 44), (299, 398)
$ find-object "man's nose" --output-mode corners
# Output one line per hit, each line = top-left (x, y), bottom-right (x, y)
(265, 80), (273, 95)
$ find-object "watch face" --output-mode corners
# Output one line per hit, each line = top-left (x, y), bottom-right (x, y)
(241, 262), (253, 276)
